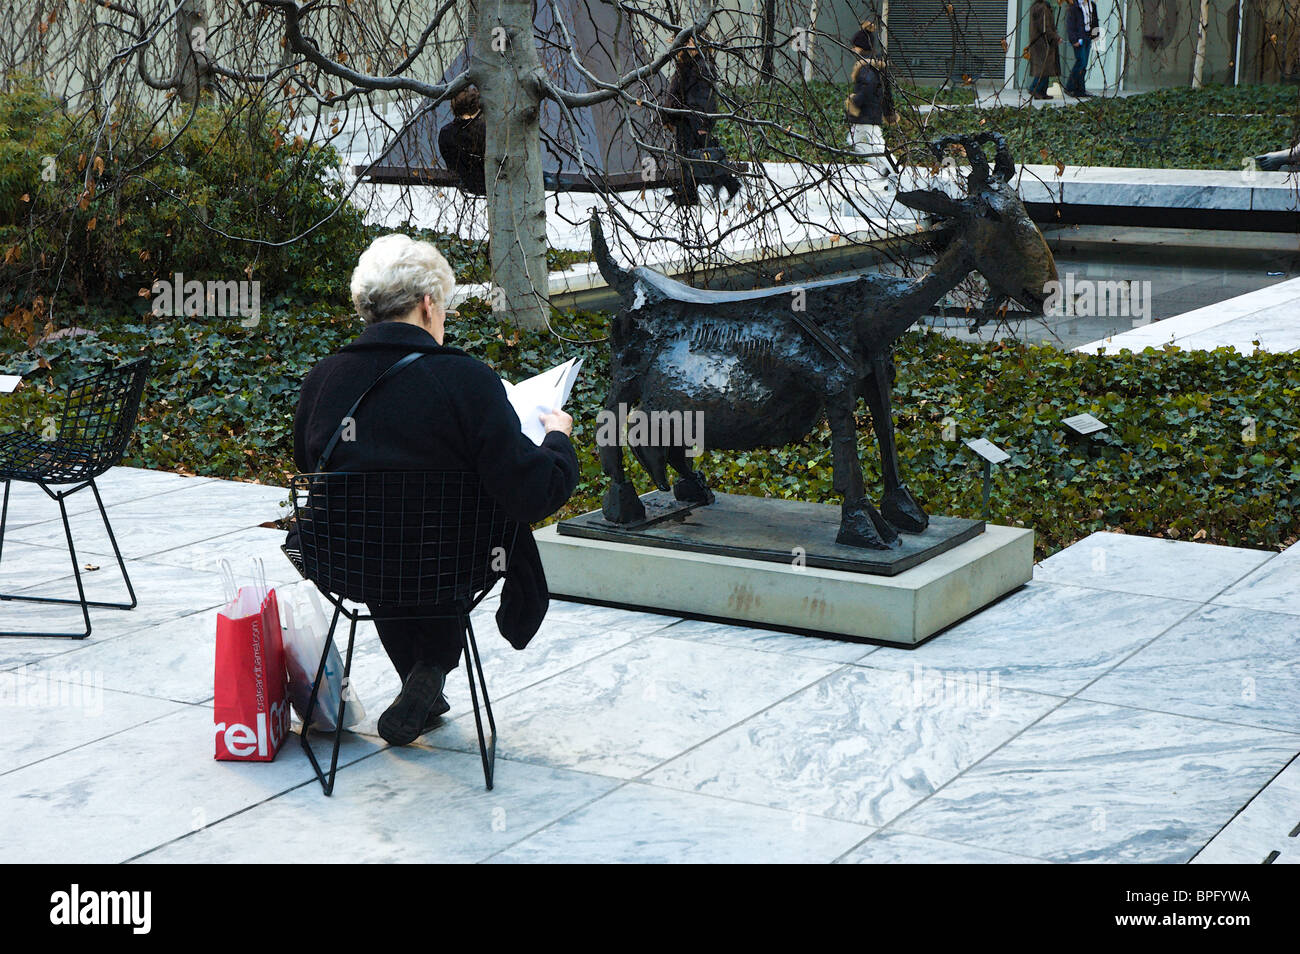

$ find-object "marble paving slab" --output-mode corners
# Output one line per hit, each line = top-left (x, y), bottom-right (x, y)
(1213, 544), (1300, 617)
(1032, 532), (1273, 603)
(0, 561), (231, 652)
(654, 617), (877, 664)
(6, 479), (288, 559)
(644, 666), (1062, 827)
(858, 581), (1199, 696)
(1078, 276), (1300, 355)
(1193, 755), (1300, 864)
(323, 599), (659, 738)
(893, 699), (1300, 863)
(836, 830), (1050, 864)
(136, 748), (619, 864)
(0, 704), (383, 863)
(0, 681), (188, 775)
(427, 635), (841, 780)
(1078, 604), (1300, 733)
(1, 540), (117, 592)
(138, 526), (304, 588)
(0, 468), (209, 530)
(488, 782), (871, 864)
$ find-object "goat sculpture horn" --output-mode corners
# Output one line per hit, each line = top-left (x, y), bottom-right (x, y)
(930, 134), (992, 189)
(980, 131), (1017, 182)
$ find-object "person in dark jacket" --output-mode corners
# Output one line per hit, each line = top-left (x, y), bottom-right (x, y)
(1063, 0), (1099, 97)
(844, 23), (897, 177)
(438, 86), (488, 195)
(293, 234), (579, 745)
(663, 37), (741, 205)
(1026, 0), (1061, 100)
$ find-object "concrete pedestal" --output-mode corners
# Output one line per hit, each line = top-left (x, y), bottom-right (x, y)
(536, 503), (1034, 647)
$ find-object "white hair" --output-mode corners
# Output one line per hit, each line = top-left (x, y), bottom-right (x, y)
(350, 233), (456, 325)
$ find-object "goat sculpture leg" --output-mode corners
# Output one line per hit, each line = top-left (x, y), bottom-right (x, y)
(864, 353), (929, 534)
(665, 445), (714, 505)
(600, 390), (648, 524)
(828, 393), (899, 549)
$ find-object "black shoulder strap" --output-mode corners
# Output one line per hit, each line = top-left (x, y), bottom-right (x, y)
(316, 351), (424, 472)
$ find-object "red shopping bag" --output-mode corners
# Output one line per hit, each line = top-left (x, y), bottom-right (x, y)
(214, 585), (290, 761)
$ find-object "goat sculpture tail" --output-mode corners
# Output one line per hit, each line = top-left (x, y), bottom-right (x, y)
(589, 212), (636, 300)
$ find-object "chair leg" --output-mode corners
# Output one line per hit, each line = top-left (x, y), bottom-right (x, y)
(300, 602), (356, 796)
(88, 478), (137, 610)
(0, 478), (9, 566)
(0, 493), (93, 639)
(462, 613), (497, 791)
(0, 480), (136, 637)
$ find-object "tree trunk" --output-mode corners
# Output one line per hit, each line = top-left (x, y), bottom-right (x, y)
(472, 0), (549, 330)
(760, 0), (778, 83)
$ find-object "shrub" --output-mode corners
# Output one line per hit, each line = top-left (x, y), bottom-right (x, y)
(0, 85), (368, 338)
(3, 305), (1296, 560)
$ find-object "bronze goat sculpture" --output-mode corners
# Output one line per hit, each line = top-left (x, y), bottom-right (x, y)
(592, 133), (1058, 549)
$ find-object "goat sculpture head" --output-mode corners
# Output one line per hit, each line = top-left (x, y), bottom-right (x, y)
(897, 132), (1058, 315)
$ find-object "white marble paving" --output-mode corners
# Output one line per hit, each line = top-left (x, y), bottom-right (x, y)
(836, 830), (1050, 864)
(1078, 604), (1300, 733)
(6, 478), (288, 559)
(0, 681), (188, 775)
(488, 782), (871, 864)
(0, 704), (382, 864)
(1032, 531), (1273, 603)
(1193, 755), (1300, 864)
(0, 561), (231, 651)
(136, 748), (619, 864)
(892, 699), (1299, 863)
(1213, 543), (1300, 617)
(426, 635), (841, 779)
(1079, 276), (1300, 355)
(654, 616), (876, 663)
(643, 665), (1062, 827)
(1, 466), (1297, 862)
(858, 581), (1198, 696)
(138, 526), (304, 587)
(1, 540), (112, 591)
(0, 468), (209, 530)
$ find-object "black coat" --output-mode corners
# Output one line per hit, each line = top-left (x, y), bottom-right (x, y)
(845, 59), (895, 126)
(292, 320), (580, 647)
(438, 114), (487, 195)
(665, 51), (719, 149)
(1065, 1), (1099, 46)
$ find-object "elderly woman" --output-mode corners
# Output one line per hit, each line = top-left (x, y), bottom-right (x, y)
(293, 234), (578, 745)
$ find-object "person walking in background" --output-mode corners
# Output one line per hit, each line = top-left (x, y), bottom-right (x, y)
(1026, 0), (1061, 101)
(664, 36), (741, 206)
(844, 21), (897, 177)
(438, 86), (487, 195)
(1063, 0), (1099, 97)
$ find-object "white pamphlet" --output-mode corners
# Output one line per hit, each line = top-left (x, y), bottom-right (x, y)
(501, 357), (583, 445)
(0, 374), (21, 394)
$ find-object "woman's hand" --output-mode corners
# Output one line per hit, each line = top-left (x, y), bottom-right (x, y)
(539, 408), (573, 437)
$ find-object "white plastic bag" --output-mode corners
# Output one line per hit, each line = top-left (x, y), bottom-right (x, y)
(281, 588), (366, 732)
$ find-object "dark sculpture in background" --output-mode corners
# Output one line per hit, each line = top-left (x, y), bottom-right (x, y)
(591, 133), (1059, 550)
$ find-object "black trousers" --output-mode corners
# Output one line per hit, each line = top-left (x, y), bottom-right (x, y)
(368, 604), (464, 681)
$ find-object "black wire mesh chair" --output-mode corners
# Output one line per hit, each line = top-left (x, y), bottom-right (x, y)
(0, 357), (151, 639)
(284, 470), (518, 796)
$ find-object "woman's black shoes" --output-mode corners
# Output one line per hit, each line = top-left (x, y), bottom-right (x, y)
(378, 662), (448, 746)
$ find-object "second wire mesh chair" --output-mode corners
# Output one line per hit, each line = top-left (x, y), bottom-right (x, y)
(0, 357), (150, 638)
(285, 470), (518, 795)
